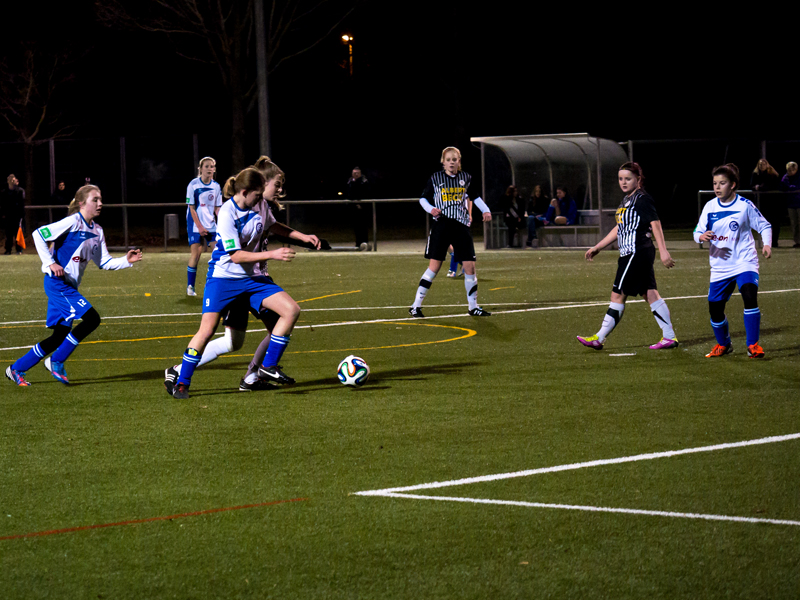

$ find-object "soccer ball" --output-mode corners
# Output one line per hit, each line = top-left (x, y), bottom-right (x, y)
(337, 355), (370, 387)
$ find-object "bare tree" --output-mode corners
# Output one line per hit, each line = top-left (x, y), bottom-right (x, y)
(0, 42), (78, 228)
(96, 0), (357, 169)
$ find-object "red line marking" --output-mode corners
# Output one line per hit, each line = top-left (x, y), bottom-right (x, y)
(0, 497), (307, 541)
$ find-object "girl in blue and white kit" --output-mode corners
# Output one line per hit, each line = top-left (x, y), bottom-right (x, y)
(5, 185), (143, 386)
(169, 164), (319, 399)
(694, 163), (772, 358)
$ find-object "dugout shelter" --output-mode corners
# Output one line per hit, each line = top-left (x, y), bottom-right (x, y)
(470, 133), (629, 246)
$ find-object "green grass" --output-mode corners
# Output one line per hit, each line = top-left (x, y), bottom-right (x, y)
(1, 247), (799, 599)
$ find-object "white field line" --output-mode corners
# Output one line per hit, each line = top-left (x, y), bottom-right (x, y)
(354, 432), (800, 496)
(1, 288), (798, 327)
(374, 493), (800, 527)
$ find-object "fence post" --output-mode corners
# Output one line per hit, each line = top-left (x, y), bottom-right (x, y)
(120, 136), (129, 248)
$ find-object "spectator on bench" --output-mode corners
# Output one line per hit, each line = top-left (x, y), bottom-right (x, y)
(539, 186), (577, 226)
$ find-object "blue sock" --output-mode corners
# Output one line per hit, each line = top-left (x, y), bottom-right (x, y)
(187, 267), (198, 288)
(50, 333), (80, 363)
(449, 252), (458, 272)
(261, 334), (290, 368)
(710, 318), (731, 347)
(743, 308), (761, 346)
(177, 348), (202, 386)
(12, 344), (46, 372)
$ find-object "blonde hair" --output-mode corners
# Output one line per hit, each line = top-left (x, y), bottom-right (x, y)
(252, 155), (285, 212)
(198, 156), (216, 173)
(6, 174), (16, 186)
(787, 161), (798, 171)
(223, 168), (266, 199)
(440, 147), (461, 165)
(68, 185), (101, 215)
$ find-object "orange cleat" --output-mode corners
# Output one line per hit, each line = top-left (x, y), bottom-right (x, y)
(705, 343), (733, 358)
(747, 342), (765, 358)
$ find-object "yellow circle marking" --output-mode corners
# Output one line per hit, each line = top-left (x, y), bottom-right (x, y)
(56, 321), (477, 361)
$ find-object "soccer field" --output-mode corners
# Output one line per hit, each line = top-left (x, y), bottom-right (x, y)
(1, 247), (799, 599)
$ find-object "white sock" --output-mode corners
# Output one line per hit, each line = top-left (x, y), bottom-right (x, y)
(412, 268), (437, 308)
(464, 274), (478, 310)
(597, 302), (624, 342)
(650, 298), (676, 340)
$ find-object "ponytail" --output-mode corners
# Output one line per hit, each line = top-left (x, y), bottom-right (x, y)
(252, 155), (285, 212)
(223, 168), (266, 199)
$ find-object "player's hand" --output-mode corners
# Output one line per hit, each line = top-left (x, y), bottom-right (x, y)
(199, 226), (209, 237)
(699, 230), (714, 242)
(49, 263), (64, 277)
(305, 234), (321, 250)
(127, 249), (143, 263)
(762, 245), (772, 259)
(482, 212), (492, 222)
(585, 247), (599, 261)
(270, 247), (296, 262)
(430, 208), (441, 218)
(660, 252), (675, 269)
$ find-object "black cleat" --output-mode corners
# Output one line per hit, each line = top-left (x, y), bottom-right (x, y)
(164, 365), (179, 396)
(172, 382), (190, 399)
(257, 365), (296, 385)
(408, 307), (425, 318)
(469, 307), (491, 316)
(239, 377), (278, 392)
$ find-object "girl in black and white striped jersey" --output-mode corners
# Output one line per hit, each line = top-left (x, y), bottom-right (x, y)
(577, 162), (678, 350)
(409, 147), (493, 317)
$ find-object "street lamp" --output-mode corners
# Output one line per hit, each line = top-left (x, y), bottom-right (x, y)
(341, 34), (353, 77)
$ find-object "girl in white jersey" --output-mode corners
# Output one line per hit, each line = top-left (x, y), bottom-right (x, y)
(185, 157), (222, 296)
(694, 163), (772, 358)
(169, 166), (319, 399)
(164, 157), (320, 394)
(5, 185), (143, 386)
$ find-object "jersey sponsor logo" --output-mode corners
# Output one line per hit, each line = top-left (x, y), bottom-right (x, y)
(710, 234), (729, 242)
(40, 227), (52, 240)
(224, 239), (236, 250)
(615, 207), (627, 224)
(72, 256), (81, 262)
(441, 187), (466, 203)
(186, 197), (192, 204)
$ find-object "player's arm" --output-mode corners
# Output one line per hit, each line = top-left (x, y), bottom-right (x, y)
(693, 204), (714, 243)
(748, 201), (773, 258)
(33, 217), (73, 277)
(472, 196), (492, 222)
(268, 221), (321, 250)
(229, 247), (296, 264)
(649, 220), (675, 268)
(585, 225), (619, 261)
(96, 231), (140, 270)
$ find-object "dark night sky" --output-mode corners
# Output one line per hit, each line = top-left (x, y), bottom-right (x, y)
(1, 1), (795, 216)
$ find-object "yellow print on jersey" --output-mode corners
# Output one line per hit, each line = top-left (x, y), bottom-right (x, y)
(441, 187), (466, 203)
(615, 207), (627, 224)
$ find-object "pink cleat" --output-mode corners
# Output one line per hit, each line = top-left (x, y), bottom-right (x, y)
(576, 335), (604, 350)
(649, 338), (679, 350)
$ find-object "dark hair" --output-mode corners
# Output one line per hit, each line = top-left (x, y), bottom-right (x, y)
(223, 167), (266, 199)
(619, 162), (645, 190)
(712, 163), (740, 188)
(556, 185), (569, 195)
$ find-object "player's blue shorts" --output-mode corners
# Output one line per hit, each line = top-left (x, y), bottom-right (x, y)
(188, 225), (216, 247)
(43, 275), (93, 328)
(708, 271), (759, 303)
(202, 275), (284, 315)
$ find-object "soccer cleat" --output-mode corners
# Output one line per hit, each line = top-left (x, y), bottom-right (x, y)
(446, 270), (456, 278)
(44, 357), (69, 384)
(164, 365), (179, 396)
(257, 365), (296, 385)
(747, 342), (765, 358)
(577, 335), (604, 350)
(469, 307), (491, 316)
(649, 338), (679, 350)
(6, 365), (31, 386)
(239, 377), (277, 392)
(705, 343), (733, 358)
(187, 285), (197, 297)
(172, 382), (190, 399)
(408, 307), (425, 318)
